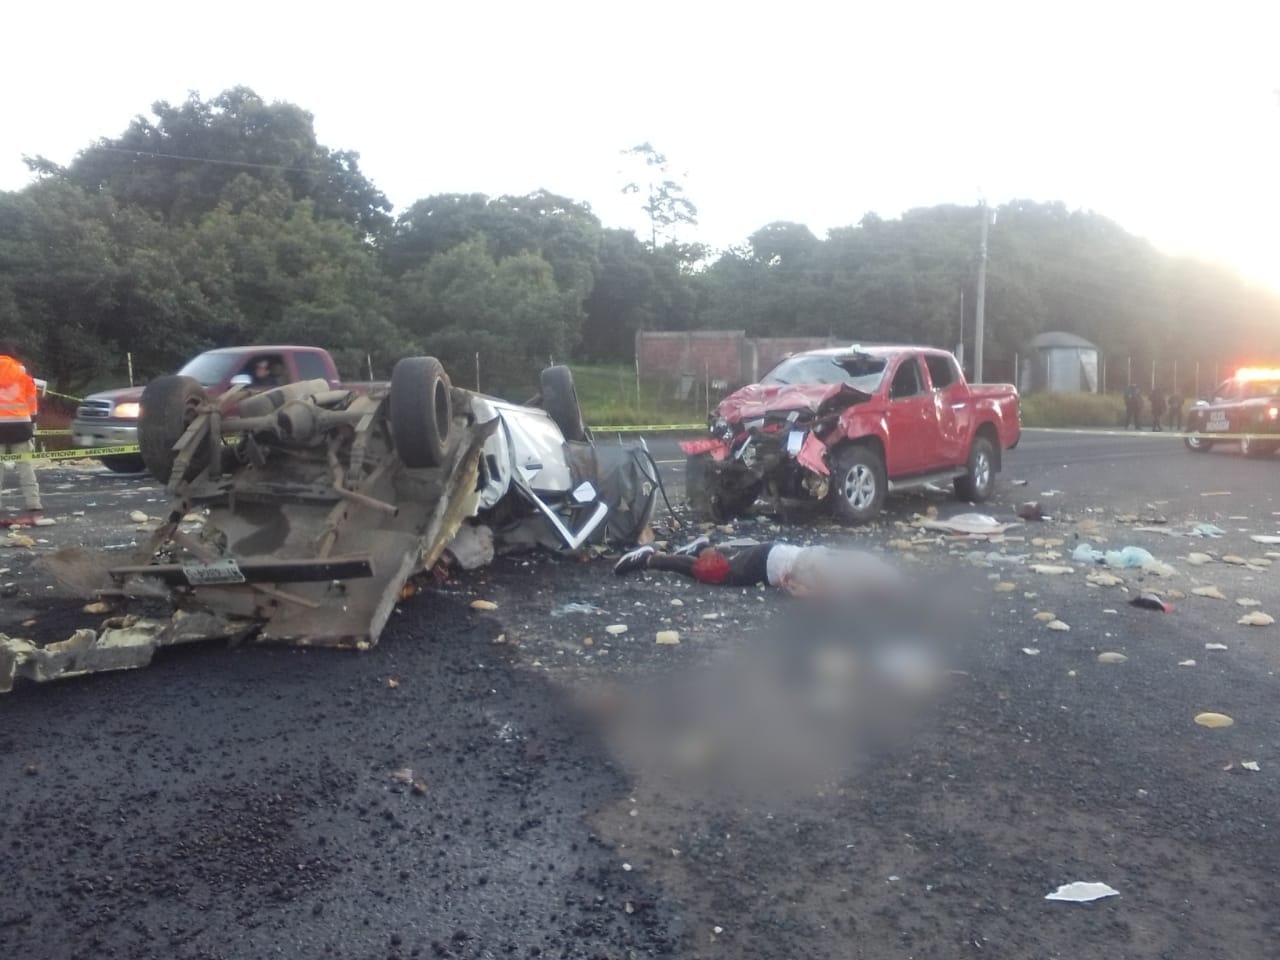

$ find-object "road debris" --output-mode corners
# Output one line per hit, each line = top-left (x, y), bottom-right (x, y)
(128, 510), (149, 524)
(1030, 564), (1074, 575)
(916, 513), (1019, 537)
(470, 600), (499, 611)
(1086, 571), (1124, 587)
(551, 602), (605, 616)
(1130, 593), (1172, 612)
(1033, 611), (1057, 622)
(1047, 620), (1070, 632)
(606, 624), (628, 636)
(1205, 642), (1229, 651)
(1250, 535), (1280, 545)
(1022, 647), (1040, 655)
(1178, 659), (1197, 666)
(1194, 712), (1234, 729)
(655, 630), (680, 645)
(993, 581), (1017, 592)
(1096, 652), (1128, 664)
(1186, 552), (1214, 565)
(1236, 611), (1275, 626)
(1016, 501), (1045, 521)
(390, 767), (414, 784)
(1241, 761), (1261, 772)
(1045, 881), (1120, 903)
(1235, 598), (1261, 607)
(1191, 586), (1227, 600)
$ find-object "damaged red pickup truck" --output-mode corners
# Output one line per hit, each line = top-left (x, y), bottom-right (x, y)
(682, 345), (1020, 523)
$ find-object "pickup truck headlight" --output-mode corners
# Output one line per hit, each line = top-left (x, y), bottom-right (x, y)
(1269, 406), (1279, 421)
(113, 402), (141, 419)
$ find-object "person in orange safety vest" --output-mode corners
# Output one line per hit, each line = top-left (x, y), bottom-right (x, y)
(0, 342), (43, 514)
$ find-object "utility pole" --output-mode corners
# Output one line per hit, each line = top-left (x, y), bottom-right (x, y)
(974, 201), (989, 383)
(957, 288), (965, 372)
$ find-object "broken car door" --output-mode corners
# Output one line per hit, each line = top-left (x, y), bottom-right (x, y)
(883, 354), (941, 477)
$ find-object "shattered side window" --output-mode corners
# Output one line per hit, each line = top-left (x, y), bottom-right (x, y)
(924, 354), (958, 390)
(889, 357), (924, 399)
(762, 354), (887, 392)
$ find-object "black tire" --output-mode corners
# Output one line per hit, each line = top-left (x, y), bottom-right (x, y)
(1241, 436), (1277, 459)
(685, 453), (713, 516)
(954, 434), (997, 503)
(1184, 433), (1213, 452)
(828, 443), (886, 524)
(139, 375), (209, 484)
(540, 365), (587, 442)
(390, 356), (452, 469)
(99, 454), (146, 474)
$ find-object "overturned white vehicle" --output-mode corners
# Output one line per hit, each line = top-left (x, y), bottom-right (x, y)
(5, 358), (658, 691)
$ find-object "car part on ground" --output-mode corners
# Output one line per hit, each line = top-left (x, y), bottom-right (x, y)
(9, 358), (657, 691)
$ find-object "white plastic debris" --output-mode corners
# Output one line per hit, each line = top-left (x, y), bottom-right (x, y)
(1045, 881), (1119, 903)
(1022, 647), (1041, 656)
(1241, 761), (1261, 772)
(128, 510), (148, 524)
(605, 624), (628, 636)
(1250, 535), (1280, 545)
(1204, 642), (1229, 651)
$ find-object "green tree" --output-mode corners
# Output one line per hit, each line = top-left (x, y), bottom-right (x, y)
(621, 143), (698, 249)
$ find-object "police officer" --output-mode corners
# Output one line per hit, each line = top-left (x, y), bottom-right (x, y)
(1123, 383), (1143, 429)
(1168, 390), (1184, 431)
(0, 342), (43, 514)
(1149, 386), (1166, 431)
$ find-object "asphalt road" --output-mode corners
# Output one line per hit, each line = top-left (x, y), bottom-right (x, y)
(3, 430), (1280, 959)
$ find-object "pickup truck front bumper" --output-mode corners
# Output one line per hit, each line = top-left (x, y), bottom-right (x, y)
(71, 420), (138, 449)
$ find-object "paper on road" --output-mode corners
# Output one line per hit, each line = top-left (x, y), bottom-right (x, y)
(1045, 881), (1120, 903)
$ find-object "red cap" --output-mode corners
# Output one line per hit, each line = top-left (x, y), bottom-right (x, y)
(691, 549), (731, 584)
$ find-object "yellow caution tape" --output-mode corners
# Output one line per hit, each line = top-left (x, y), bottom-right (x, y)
(34, 429), (72, 436)
(40, 388), (85, 403)
(0, 444), (141, 463)
(1028, 427), (1280, 442)
(595, 423), (705, 432)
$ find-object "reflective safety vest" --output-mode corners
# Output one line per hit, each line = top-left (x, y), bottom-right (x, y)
(0, 356), (37, 424)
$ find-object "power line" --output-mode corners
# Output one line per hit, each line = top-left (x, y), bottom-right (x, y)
(87, 144), (325, 176)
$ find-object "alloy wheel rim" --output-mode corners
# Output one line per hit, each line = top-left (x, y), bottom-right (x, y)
(974, 451), (991, 491)
(843, 464), (876, 509)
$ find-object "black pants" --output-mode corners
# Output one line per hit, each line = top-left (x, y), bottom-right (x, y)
(1123, 406), (1140, 429)
(648, 542), (775, 586)
(0, 421), (34, 445)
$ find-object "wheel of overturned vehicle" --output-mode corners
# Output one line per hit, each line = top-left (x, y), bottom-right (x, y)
(99, 453), (146, 474)
(954, 434), (996, 502)
(709, 480), (761, 523)
(828, 444), (886, 524)
(540, 365), (587, 442)
(139, 375), (210, 484)
(390, 356), (452, 468)
(1240, 435), (1277, 458)
(684, 453), (713, 517)
(1184, 431), (1213, 452)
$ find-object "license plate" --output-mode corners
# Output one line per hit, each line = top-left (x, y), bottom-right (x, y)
(182, 558), (246, 585)
(1206, 412), (1230, 431)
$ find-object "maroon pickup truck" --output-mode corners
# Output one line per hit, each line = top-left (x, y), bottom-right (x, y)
(682, 345), (1021, 523)
(73, 346), (353, 472)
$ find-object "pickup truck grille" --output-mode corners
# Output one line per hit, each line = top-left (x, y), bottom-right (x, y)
(76, 400), (113, 419)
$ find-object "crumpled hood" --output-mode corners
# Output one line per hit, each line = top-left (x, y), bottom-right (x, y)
(716, 382), (871, 423)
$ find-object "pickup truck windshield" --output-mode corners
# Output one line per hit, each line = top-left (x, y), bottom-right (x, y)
(762, 354), (887, 392)
(178, 353), (240, 387)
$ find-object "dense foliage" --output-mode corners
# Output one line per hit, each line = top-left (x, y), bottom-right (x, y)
(3, 88), (1277, 395)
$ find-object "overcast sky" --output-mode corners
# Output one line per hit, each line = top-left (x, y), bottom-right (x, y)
(4, 1), (1278, 286)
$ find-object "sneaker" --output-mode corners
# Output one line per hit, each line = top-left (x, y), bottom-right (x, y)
(613, 545), (656, 576)
(672, 535), (710, 556)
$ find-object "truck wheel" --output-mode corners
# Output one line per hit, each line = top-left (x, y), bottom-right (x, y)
(139, 376), (209, 484)
(828, 444), (886, 524)
(391, 356), (452, 468)
(1241, 436), (1277, 458)
(685, 454), (713, 516)
(540, 365), (587, 442)
(100, 454), (146, 474)
(954, 435), (996, 502)
(1184, 432), (1213, 452)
